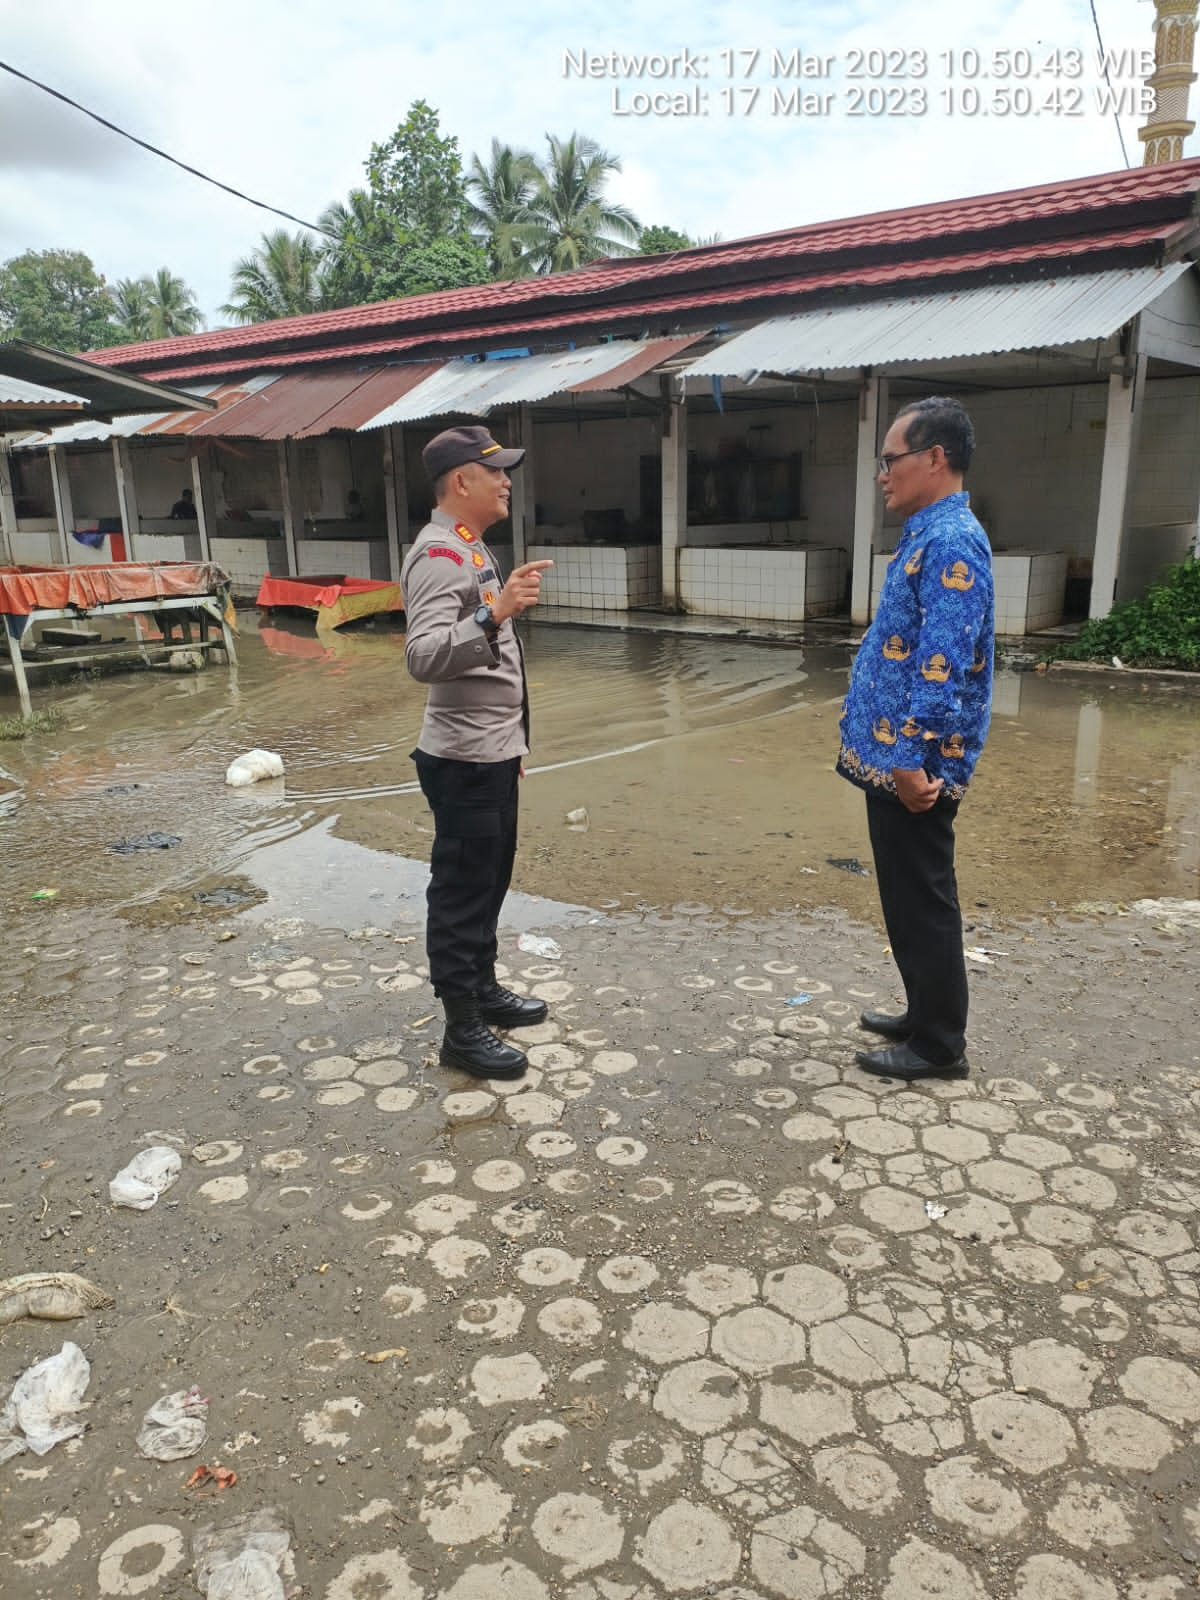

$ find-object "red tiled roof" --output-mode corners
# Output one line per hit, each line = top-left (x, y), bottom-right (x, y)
(140, 223), (1181, 383)
(89, 159), (1200, 382)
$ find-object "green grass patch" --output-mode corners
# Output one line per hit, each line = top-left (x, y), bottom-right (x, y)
(0, 707), (66, 740)
(1048, 556), (1200, 671)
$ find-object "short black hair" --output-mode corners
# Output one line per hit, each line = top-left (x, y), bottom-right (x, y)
(895, 397), (976, 474)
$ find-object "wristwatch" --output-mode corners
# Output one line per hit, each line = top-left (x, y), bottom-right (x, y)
(474, 602), (499, 639)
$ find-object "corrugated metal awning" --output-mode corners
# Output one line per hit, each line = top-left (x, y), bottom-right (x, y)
(678, 265), (1192, 380)
(187, 363), (446, 439)
(358, 338), (702, 429)
(13, 376), (279, 450)
(0, 374), (85, 406)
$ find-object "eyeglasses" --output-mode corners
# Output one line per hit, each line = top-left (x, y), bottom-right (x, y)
(876, 446), (935, 474)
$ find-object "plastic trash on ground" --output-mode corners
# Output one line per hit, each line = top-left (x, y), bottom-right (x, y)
(785, 993), (813, 1007)
(0, 1271), (113, 1326)
(225, 749), (285, 787)
(564, 807), (589, 828)
(109, 1146), (182, 1210)
(138, 1385), (209, 1461)
(193, 1508), (294, 1600)
(925, 1200), (948, 1220)
(827, 857), (870, 876)
(517, 932), (562, 959)
(0, 1341), (91, 1462)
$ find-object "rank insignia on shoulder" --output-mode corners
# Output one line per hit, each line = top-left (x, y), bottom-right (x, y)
(453, 522), (478, 544)
(428, 545), (464, 564)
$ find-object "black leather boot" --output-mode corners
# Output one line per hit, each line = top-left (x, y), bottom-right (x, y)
(859, 1010), (912, 1041)
(478, 970), (548, 1028)
(440, 993), (528, 1080)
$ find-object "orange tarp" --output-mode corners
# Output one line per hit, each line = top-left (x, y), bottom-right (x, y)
(0, 561), (232, 615)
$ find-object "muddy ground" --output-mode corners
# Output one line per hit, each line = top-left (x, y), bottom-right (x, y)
(1, 622), (1199, 1597)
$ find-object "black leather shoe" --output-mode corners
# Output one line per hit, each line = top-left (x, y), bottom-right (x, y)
(859, 1010), (912, 1041)
(478, 980), (548, 1028)
(855, 1041), (969, 1081)
(440, 994), (528, 1080)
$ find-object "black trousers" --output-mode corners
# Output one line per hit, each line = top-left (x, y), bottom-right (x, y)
(865, 788), (969, 1065)
(413, 751), (520, 998)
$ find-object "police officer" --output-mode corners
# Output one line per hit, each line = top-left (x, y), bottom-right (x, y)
(402, 425), (554, 1080)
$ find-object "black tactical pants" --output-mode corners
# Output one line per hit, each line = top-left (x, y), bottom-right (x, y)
(413, 750), (520, 998)
(865, 788), (969, 1065)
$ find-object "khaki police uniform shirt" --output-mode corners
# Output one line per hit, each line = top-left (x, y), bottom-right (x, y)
(401, 508), (528, 763)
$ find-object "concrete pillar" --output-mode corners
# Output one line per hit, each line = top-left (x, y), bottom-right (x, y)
(1091, 352), (1147, 620)
(47, 444), (73, 564)
(277, 439), (302, 576)
(112, 438), (141, 561)
(382, 423), (408, 583)
(661, 389), (688, 612)
(850, 373), (888, 626)
(189, 442), (217, 563)
(508, 405), (537, 568)
(0, 441), (17, 565)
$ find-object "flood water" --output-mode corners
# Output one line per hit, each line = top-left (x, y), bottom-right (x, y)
(1, 615), (1197, 929)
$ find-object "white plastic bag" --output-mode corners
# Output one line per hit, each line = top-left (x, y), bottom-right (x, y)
(0, 1341), (91, 1460)
(517, 932), (562, 959)
(225, 749), (284, 787)
(137, 1385), (208, 1461)
(193, 1509), (293, 1600)
(109, 1147), (182, 1210)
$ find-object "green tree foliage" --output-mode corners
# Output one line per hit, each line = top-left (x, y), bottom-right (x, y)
(366, 99), (471, 236)
(467, 140), (540, 277)
(111, 276), (154, 343)
(220, 230), (326, 324)
(317, 102), (490, 308)
(110, 268), (203, 342)
(516, 134), (640, 274)
(1051, 558), (1200, 670)
(0, 248), (118, 351)
(638, 224), (694, 255)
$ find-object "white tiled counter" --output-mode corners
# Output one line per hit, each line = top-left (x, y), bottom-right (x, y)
(870, 548), (1067, 634)
(528, 544), (661, 611)
(296, 538), (391, 581)
(993, 551), (1068, 634)
(213, 535), (289, 595)
(678, 545), (847, 621)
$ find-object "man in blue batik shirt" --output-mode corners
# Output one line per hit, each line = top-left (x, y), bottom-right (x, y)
(837, 397), (994, 1082)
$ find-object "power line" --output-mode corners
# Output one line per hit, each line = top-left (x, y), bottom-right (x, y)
(0, 57), (342, 242)
(1088, 0), (1133, 168)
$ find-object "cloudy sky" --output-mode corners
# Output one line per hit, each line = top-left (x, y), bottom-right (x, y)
(0, 0), (1167, 326)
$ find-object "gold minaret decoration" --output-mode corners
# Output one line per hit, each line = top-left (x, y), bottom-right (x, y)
(1140, 0), (1198, 163)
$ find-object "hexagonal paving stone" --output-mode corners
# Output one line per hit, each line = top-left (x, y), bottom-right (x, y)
(654, 1360), (750, 1435)
(1119, 1356), (1200, 1424)
(971, 1393), (1077, 1475)
(812, 1440), (901, 1515)
(750, 1505), (865, 1600)
(763, 1264), (849, 1325)
(810, 1315), (905, 1384)
(1013, 1554), (1118, 1600)
(883, 1536), (987, 1600)
(760, 1373), (856, 1448)
(926, 1454), (1028, 1537)
(968, 1158), (1046, 1205)
(1079, 1405), (1177, 1471)
(624, 1303), (710, 1365)
(636, 1499), (741, 1590)
(845, 1116), (916, 1156)
(699, 1290), (794, 1356)
(1009, 1338), (1102, 1409)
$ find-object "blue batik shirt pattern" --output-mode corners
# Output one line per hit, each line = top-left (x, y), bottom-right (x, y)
(837, 490), (994, 801)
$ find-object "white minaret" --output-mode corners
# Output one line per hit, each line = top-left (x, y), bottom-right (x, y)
(1139, 0), (1198, 163)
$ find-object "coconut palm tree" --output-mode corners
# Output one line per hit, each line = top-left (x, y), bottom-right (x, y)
(145, 267), (203, 337)
(466, 140), (540, 278)
(316, 189), (381, 306)
(220, 230), (325, 323)
(518, 134), (640, 275)
(111, 277), (153, 342)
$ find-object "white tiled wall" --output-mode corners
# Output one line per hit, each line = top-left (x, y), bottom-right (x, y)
(678, 546), (847, 621)
(870, 549), (1066, 634)
(296, 539), (390, 581)
(212, 537), (290, 595)
(528, 544), (662, 611)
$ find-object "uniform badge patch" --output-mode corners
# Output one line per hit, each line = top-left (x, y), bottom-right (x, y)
(428, 546), (464, 565)
(482, 589), (497, 604)
(471, 550), (486, 568)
